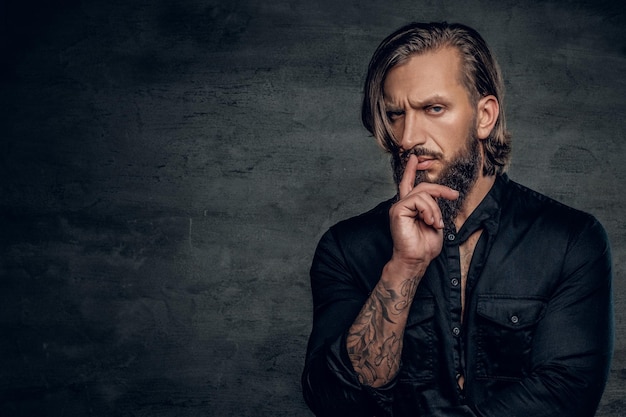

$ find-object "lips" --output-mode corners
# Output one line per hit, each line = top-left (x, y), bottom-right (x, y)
(416, 156), (436, 170)
(399, 149), (442, 172)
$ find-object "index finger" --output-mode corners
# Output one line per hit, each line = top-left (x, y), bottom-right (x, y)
(399, 155), (459, 202)
(399, 154), (418, 199)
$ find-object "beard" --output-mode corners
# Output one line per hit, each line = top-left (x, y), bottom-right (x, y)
(391, 132), (482, 234)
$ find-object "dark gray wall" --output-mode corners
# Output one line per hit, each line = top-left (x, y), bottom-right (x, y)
(1, 0), (624, 415)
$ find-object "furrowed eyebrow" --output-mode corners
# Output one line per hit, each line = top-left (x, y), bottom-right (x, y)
(385, 94), (449, 110)
(383, 101), (404, 112)
(415, 94), (448, 107)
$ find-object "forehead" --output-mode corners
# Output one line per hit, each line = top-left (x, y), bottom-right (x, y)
(383, 47), (466, 103)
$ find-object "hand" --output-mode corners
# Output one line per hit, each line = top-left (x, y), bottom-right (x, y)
(388, 154), (459, 278)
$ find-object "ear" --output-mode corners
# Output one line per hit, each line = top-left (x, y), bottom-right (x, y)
(475, 95), (499, 140)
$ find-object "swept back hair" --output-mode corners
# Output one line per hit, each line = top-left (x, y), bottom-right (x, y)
(361, 22), (512, 176)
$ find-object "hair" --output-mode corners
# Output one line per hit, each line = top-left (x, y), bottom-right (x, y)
(361, 22), (512, 176)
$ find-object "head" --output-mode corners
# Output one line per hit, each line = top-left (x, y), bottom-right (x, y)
(362, 22), (511, 177)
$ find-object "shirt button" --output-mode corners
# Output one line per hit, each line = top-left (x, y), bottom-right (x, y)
(510, 315), (519, 324)
(447, 233), (456, 241)
(451, 278), (459, 287)
(452, 326), (461, 336)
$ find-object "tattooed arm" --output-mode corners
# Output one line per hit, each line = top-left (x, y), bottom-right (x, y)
(347, 155), (459, 387)
(346, 262), (423, 386)
(302, 156), (458, 415)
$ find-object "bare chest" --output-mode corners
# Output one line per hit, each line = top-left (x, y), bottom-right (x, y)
(459, 229), (483, 318)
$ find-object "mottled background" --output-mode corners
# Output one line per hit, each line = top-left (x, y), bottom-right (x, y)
(1, 0), (625, 415)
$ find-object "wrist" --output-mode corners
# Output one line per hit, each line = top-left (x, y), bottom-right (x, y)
(383, 257), (427, 284)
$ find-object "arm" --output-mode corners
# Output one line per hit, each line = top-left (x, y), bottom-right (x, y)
(474, 217), (613, 417)
(345, 261), (425, 387)
(302, 228), (395, 417)
(347, 155), (458, 388)
(302, 155), (459, 415)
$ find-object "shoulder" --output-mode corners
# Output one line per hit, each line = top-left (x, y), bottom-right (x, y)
(504, 178), (595, 221)
(329, 198), (394, 240)
(488, 177), (611, 292)
(501, 177), (609, 252)
(314, 198), (394, 267)
(311, 198), (395, 291)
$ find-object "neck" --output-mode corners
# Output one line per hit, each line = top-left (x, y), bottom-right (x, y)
(454, 173), (496, 231)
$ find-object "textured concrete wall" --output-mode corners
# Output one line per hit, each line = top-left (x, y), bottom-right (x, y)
(1, 0), (624, 415)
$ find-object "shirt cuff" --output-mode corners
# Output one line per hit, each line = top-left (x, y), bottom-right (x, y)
(326, 331), (397, 412)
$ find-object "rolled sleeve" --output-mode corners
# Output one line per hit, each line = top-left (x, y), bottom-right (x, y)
(302, 228), (395, 416)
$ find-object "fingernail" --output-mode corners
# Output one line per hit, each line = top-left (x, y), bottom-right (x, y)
(439, 219), (444, 228)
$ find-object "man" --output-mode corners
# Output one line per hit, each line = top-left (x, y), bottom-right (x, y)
(302, 22), (613, 417)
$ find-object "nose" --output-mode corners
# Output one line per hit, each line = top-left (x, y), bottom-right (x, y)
(398, 111), (426, 151)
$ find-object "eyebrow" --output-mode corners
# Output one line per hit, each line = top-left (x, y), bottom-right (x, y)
(384, 94), (449, 109)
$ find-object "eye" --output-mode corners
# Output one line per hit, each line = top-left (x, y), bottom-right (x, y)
(386, 110), (404, 122)
(426, 105), (444, 115)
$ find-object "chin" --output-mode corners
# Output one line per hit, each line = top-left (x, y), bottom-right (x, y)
(421, 170), (441, 184)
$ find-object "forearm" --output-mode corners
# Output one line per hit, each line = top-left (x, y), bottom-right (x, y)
(474, 359), (612, 417)
(346, 260), (425, 387)
(473, 295), (612, 415)
(303, 335), (395, 417)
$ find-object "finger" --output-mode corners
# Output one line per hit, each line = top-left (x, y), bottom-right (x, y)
(408, 182), (460, 202)
(394, 191), (441, 227)
(398, 154), (418, 199)
(412, 193), (442, 227)
(397, 186), (457, 229)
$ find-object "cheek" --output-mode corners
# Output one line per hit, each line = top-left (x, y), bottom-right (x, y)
(436, 114), (474, 144)
(429, 119), (462, 144)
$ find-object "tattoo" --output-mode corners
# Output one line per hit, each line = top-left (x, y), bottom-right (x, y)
(395, 276), (419, 311)
(347, 278), (416, 386)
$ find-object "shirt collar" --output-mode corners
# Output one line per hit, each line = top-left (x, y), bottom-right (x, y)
(454, 174), (508, 244)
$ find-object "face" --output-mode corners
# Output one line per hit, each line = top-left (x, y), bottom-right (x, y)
(384, 47), (482, 229)
(383, 46), (480, 183)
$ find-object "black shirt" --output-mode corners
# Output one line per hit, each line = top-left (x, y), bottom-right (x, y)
(302, 175), (613, 417)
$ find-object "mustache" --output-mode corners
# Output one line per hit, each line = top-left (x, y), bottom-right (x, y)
(392, 147), (445, 187)
(398, 147), (444, 166)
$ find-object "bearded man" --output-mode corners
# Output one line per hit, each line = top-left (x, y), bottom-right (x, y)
(302, 22), (613, 417)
